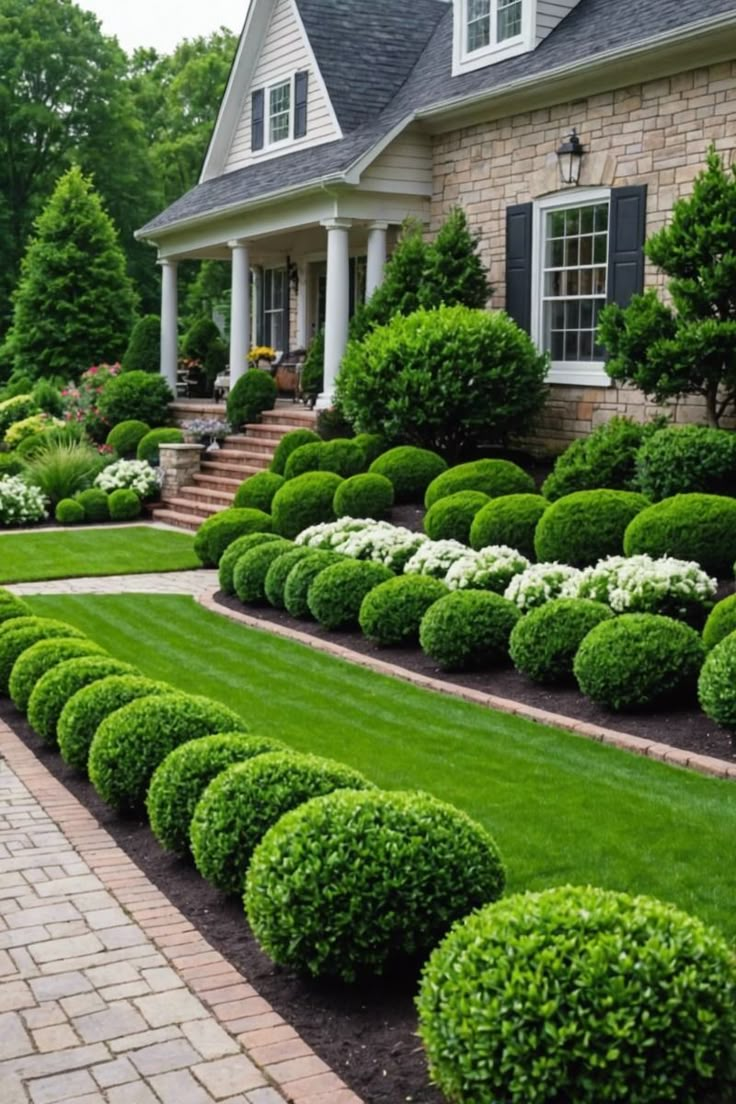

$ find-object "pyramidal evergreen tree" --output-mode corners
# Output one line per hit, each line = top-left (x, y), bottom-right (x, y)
(349, 218), (430, 342)
(7, 166), (138, 380)
(421, 206), (492, 309)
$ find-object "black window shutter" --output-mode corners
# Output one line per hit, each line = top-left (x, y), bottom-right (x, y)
(282, 268), (291, 355)
(505, 203), (533, 333)
(294, 71), (309, 138)
(251, 89), (265, 151)
(607, 184), (647, 307)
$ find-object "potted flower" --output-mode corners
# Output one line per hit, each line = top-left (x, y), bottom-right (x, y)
(181, 418), (232, 449)
(248, 346), (278, 372)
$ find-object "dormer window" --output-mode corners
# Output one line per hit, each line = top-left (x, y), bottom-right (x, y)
(467, 0), (523, 53)
(268, 80), (292, 145)
(251, 71), (310, 153)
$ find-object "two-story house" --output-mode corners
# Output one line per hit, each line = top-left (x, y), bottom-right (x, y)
(137, 0), (736, 448)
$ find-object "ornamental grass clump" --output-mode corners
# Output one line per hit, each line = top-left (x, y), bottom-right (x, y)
(568, 554), (717, 626)
(358, 575), (448, 646)
(444, 546), (530, 594)
(419, 590), (520, 671)
(307, 559), (393, 629)
(425, 458), (535, 508)
(703, 593), (736, 651)
(57, 675), (170, 773)
(217, 532), (281, 595)
(271, 471), (342, 539)
(469, 494), (549, 559)
(245, 788), (506, 981)
(504, 562), (582, 612)
(269, 428), (321, 475)
(423, 491), (489, 544)
(194, 508), (273, 567)
(0, 617), (85, 695)
(698, 632), (736, 730)
(624, 494), (736, 577)
(28, 657), (136, 747)
(88, 693), (247, 812)
(191, 752), (372, 895)
(333, 473), (394, 519)
(146, 733), (285, 856)
(416, 885), (736, 1104)
(9, 637), (105, 711)
(534, 489), (649, 567)
(263, 547), (314, 608)
(232, 539), (293, 604)
(369, 446), (447, 503)
(233, 471), (285, 512)
(24, 443), (102, 505)
(573, 613), (705, 711)
(509, 598), (614, 684)
(282, 550), (345, 619)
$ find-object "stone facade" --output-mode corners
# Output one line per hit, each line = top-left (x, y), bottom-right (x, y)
(432, 60), (736, 452)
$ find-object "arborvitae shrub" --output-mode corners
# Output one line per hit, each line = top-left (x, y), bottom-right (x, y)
(307, 559), (393, 629)
(624, 494), (736, 577)
(263, 547), (314, 609)
(55, 498), (85, 525)
(359, 574), (448, 646)
(136, 428), (183, 464)
(424, 491), (489, 544)
(370, 446), (447, 504)
(217, 532), (280, 595)
(470, 494), (549, 559)
(74, 487), (110, 523)
(541, 416), (650, 501)
(108, 488), (141, 521)
(269, 428), (321, 475)
(419, 590), (520, 671)
(233, 472), (284, 512)
(106, 419), (150, 458)
(534, 490), (649, 568)
(28, 656), (135, 746)
(57, 675), (170, 773)
(425, 459), (535, 508)
(226, 369), (277, 431)
(271, 472), (342, 540)
(232, 539), (293, 604)
(509, 598), (614, 683)
(0, 618), (85, 695)
(283, 550), (344, 619)
(121, 314), (160, 374)
(635, 424), (736, 500)
(194, 508), (273, 566)
(10, 637), (104, 711)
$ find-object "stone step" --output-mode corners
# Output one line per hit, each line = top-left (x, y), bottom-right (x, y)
(169, 400), (227, 420)
(177, 485), (234, 507)
(223, 436), (273, 455)
(151, 508), (203, 531)
(161, 496), (221, 518)
(201, 460), (264, 477)
(192, 473), (243, 491)
(261, 407), (316, 425)
(243, 424), (304, 441)
(209, 447), (270, 465)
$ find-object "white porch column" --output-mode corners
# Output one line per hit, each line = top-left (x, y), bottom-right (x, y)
(295, 262), (309, 348)
(158, 258), (178, 394)
(365, 221), (389, 300)
(229, 239), (251, 386)
(317, 218), (352, 409)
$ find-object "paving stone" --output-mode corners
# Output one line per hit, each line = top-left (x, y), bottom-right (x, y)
(150, 1069), (214, 1104)
(0, 1010), (34, 1059)
(73, 1000), (148, 1043)
(181, 1018), (241, 1059)
(23, 1002), (67, 1029)
(134, 989), (209, 1027)
(30, 971), (92, 1002)
(28, 1068), (97, 1103)
(85, 907), (130, 930)
(60, 992), (106, 1017)
(108, 1024), (181, 1054)
(97, 925), (149, 951)
(91, 1055), (139, 1088)
(246, 1091), (289, 1104)
(129, 1037), (202, 1076)
(107, 1083), (159, 1104)
(84, 962), (140, 988)
(141, 965), (185, 992)
(193, 1055), (266, 1097)
(0, 978), (35, 1011)
(6, 1042), (111, 1080)
(5, 903), (80, 930)
(29, 933), (105, 964)
(32, 1023), (79, 1052)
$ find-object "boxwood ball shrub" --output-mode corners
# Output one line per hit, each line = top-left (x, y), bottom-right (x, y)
(307, 559), (393, 629)
(271, 471), (342, 540)
(574, 613), (705, 711)
(233, 471), (285, 512)
(232, 539), (293, 604)
(283, 550), (344, 618)
(226, 368), (277, 431)
(425, 459), (535, 509)
(359, 575), (448, 646)
(136, 427), (183, 464)
(55, 498), (84, 525)
(319, 438), (365, 478)
(698, 632), (736, 729)
(417, 885), (736, 1104)
(217, 532), (280, 595)
(541, 415), (649, 501)
(635, 424), (736, 500)
(0, 618), (85, 695)
(369, 446), (447, 503)
(353, 432), (386, 466)
(509, 598), (613, 684)
(702, 593), (736, 651)
(470, 494), (549, 560)
(269, 428), (321, 475)
(108, 488), (141, 521)
(57, 675), (170, 773)
(191, 752), (372, 895)
(420, 590), (520, 670)
(624, 494), (736, 577)
(10, 637), (105, 711)
(146, 733), (285, 855)
(0, 590), (31, 626)
(333, 473), (394, 520)
(106, 419), (150, 458)
(534, 489), (649, 568)
(424, 491), (489, 544)
(194, 507), (273, 567)
(88, 693), (247, 811)
(246, 789), (505, 981)
(283, 442), (323, 480)
(27, 656), (136, 746)
(98, 370), (172, 428)
(74, 487), (109, 523)
(263, 547), (314, 609)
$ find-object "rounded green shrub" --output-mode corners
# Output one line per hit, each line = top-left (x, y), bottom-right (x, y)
(419, 590), (520, 671)
(333, 473), (394, 520)
(702, 594), (736, 651)
(192, 752), (372, 895)
(369, 446), (447, 504)
(57, 674), (170, 773)
(226, 369), (277, 431)
(359, 575), (448, 646)
(0, 617), (84, 695)
(635, 424), (736, 500)
(106, 419), (150, 458)
(108, 488), (141, 521)
(246, 789), (505, 981)
(121, 314), (161, 374)
(55, 498), (84, 525)
(574, 613), (705, 710)
(470, 494), (549, 559)
(99, 370), (172, 428)
(624, 494), (736, 577)
(698, 632), (736, 729)
(10, 637), (104, 711)
(27, 656), (136, 746)
(541, 416), (650, 501)
(136, 427), (183, 464)
(233, 471), (284, 512)
(417, 884), (736, 1104)
(534, 489), (649, 568)
(319, 438), (365, 478)
(424, 491), (489, 544)
(232, 539), (293, 604)
(88, 693), (248, 811)
(283, 441), (323, 480)
(509, 598), (614, 683)
(146, 733), (285, 855)
(0, 591), (31, 627)
(307, 559), (393, 629)
(353, 432), (386, 465)
(263, 547), (314, 609)
(194, 508), (273, 567)
(269, 428), (321, 475)
(271, 471), (342, 540)
(283, 550), (344, 619)
(74, 487), (109, 523)
(425, 459), (535, 508)
(217, 532), (280, 595)
(0, 452), (24, 477)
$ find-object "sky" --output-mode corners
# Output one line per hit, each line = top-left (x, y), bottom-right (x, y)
(77, 0), (249, 54)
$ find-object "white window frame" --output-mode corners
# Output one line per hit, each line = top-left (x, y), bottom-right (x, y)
(453, 0), (532, 75)
(265, 77), (293, 150)
(532, 187), (612, 388)
(262, 265), (288, 352)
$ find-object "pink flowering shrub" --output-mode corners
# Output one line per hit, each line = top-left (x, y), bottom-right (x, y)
(62, 364), (121, 441)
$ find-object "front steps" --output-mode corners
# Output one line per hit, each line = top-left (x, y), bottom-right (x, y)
(154, 403), (318, 531)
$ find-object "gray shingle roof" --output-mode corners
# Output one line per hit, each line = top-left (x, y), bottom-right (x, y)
(139, 0), (736, 237)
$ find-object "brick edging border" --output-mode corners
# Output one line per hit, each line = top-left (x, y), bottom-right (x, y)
(198, 588), (736, 783)
(0, 720), (364, 1104)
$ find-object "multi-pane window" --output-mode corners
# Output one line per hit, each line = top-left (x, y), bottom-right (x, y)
(466, 0), (523, 53)
(497, 0), (522, 40)
(268, 81), (291, 144)
(263, 268), (287, 350)
(542, 202), (609, 364)
(467, 0), (491, 51)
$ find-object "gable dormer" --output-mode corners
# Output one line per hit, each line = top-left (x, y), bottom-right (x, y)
(452, 0), (581, 76)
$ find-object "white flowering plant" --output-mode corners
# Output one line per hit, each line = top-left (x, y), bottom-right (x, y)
(0, 476), (48, 526)
(296, 517), (377, 550)
(445, 545), (530, 594)
(95, 459), (159, 499)
(562, 554), (717, 624)
(504, 562), (583, 612)
(404, 539), (469, 579)
(296, 518), (426, 572)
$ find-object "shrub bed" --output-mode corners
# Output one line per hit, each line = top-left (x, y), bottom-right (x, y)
(218, 532), (280, 595)
(370, 447), (447, 504)
(75, 487), (110, 523)
(283, 551), (345, 619)
(504, 563), (582, 612)
(698, 632), (736, 730)
(624, 494), (736, 577)
(570, 554), (716, 626)
(271, 472), (343, 540)
(307, 559), (393, 629)
(27, 656), (136, 746)
(702, 594), (736, 651)
(0, 617), (85, 695)
(425, 459), (535, 508)
(444, 546), (530, 594)
(509, 598), (614, 684)
(359, 575), (448, 646)
(319, 438), (365, 478)
(635, 424), (736, 500)
(469, 494), (549, 559)
(419, 590), (520, 671)
(333, 473), (394, 520)
(263, 547), (314, 609)
(541, 416), (649, 501)
(194, 508), (273, 567)
(284, 442), (322, 480)
(57, 675), (170, 773)
(534, 490), (649, 567)
(424, 491), (489, 544)
(233, 472), (285, 513)
(108, 488), (141, 521)
(10, 637), (105, 711)
(232, 539), (293, 604)
(269, 428), (321, 475)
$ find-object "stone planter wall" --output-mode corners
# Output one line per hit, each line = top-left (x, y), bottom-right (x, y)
(159, 443), (204, 499)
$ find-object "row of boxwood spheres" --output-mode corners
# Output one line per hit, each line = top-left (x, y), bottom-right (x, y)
(55, 486), (143, 526)
(106, 419), (183, 463)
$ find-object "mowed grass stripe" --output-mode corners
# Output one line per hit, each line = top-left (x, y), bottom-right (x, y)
(26, 593), (736, 935)
(0, 527), (199, 582)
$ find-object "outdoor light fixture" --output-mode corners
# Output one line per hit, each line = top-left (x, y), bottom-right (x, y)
(557, 128), (585, 186)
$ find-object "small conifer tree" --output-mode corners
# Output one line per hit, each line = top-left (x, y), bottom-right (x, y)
(122, 315), (161, 373)
(421, 207), (491, 310)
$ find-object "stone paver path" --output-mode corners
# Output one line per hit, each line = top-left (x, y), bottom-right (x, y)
(7, 572), (217, 598)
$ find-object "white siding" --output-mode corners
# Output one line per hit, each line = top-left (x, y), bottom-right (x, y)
(360, 131), (433, 196)
(224, 0), (338, 173)
(535, 0), (581, 45)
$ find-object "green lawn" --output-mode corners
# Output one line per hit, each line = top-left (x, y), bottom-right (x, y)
(25, 592), (736, 938)
(0, 527), (200, 582)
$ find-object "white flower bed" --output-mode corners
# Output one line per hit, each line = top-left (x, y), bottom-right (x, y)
(95, 459), (158, 498)
(0, 476), (48, 526)
(562, 554), (717, 617)
(404, 540), (468, 579)
(504, 562), (583, 612)
(445, 545), (530, 593)
(296, 517), (377, 550)
(296, 518), (426, 571)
